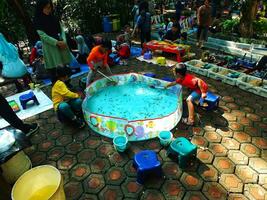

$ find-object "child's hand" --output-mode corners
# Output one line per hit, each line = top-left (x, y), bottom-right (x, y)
(201, 93), (207, 99)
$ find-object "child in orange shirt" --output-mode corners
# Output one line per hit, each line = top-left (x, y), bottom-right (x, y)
(86, 40), (112, 85)
(165, 63), (208, 125)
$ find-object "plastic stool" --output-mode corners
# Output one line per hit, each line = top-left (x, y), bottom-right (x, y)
(156, 57), (166, 66)
(199, 91), (220, 111)
(133, 150), (162, 184)
(19, 91), (39, 110)
(162, 77), (175, 82)
(143, 51), (152, 60)
(167, 137), (197, 169)
(144, 73), (156, 78)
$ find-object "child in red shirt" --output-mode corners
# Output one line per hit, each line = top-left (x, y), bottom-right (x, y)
(165, 63), (208, 125)
(86, 40), (112, 85)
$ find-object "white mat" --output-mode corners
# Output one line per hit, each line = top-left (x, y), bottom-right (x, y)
(136, 56), (177, 68)
(0, 89), (53, 129)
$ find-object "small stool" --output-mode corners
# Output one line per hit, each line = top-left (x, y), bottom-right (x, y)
(167, 137), (197, 169)
(143, 51), (152, 60)
(133, 150), (162, 184)
(156, 57), (166, 66)
(144, 73), (156, 78)
(19, 91), (39, 110)
(199, 91), (220, 111)
(162, 77), (175, 82)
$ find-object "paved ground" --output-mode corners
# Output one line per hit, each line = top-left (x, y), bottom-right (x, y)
(5, 56), (267, 200)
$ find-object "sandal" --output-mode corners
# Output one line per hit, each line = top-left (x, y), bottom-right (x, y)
(182, 118), (194, 126)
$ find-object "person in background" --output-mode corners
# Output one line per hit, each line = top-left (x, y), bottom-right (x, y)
(0, 94), (39, 136)
(86, 39), (112, 85)
(135, 10), (151, 48)
(196, 0), (212, 48)
(165, 63), (208, 125)
(175, 0), (183, 22)
(163, 23), (181, 43)
(75, 35), (90, 64)
(139, 0), (149, 13)
(34, 0), (72, 83)
(51, 67), (85, 128)
(29, 41), (43, 65)
(131, 0), (140, 26)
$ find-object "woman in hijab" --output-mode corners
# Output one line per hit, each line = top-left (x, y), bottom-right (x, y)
(75, 35), (90, 64)
(33, 0), (72, 82)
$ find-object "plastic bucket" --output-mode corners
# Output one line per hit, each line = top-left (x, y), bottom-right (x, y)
(11, 165), (66, 200)
(158, 131), (173, 146)
(103, 16), (112, 33)
(113, 136), (128, 152)
(1, 151), (32, 184)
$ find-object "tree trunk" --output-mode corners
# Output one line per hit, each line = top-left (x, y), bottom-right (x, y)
(7, 0), (39, 45)
(239, 0), (259, 38)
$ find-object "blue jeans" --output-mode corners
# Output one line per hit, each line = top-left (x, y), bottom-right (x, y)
(187, 91), (201, 103)
(57, 98), (83, 121)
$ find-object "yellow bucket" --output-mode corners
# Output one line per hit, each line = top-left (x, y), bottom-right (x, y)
(1, 151), (32, 184)
(11, 165), (66, 200)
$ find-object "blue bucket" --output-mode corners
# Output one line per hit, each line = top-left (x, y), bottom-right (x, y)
(113, 136), (128, 152)
(158, 131), (173, 146)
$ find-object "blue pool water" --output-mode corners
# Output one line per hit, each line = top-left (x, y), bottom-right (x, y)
(84, 82), (178, 121)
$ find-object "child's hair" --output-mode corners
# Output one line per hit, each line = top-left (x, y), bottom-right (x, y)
(55, 67), (71, 80)
(174, 63), (187, 76)
(102, 39), (112, 50)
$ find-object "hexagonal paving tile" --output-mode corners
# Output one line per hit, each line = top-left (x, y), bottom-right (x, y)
(77, 149), (96, 164)
(46, 130), (61, 140)
(228, 194), (249, 200)
(73, 131), (89, 142)
(197, 149), (214, 164)
(109, 152), (128, 167)
(159, 149), (172, 162)
(56, 134), (73, 146)
(57, 154), (77, 170)
(204, 132), (222, 143)
(209, 143), (228, 156)
(98, 185), (123, 200)
(144, 175), (165, 189)
(235, 165), (258, 183)
(121, 178), (143, 198)
(240, 143), (260, 157)
(216, 128), (233, 137)
(183, 191), (207, 200)
(228, 150), (249, 165)
(252, 137), (267, 150)
(244, 126), (262, 137)
(140, 189), (165, 200)
(162, 161), (182, 179)
(97, 143), (115, 158)
(192, 127), (205, 136)
(79, 194), (98, 200)
(219, 174), (243, 193)
(233, 132), (251, 143)
(244, 184), (267, 200)
(31, 133), (47, 144)
(105, 167), (126, 185)
(64, 181), (83, 200)
(66, 141), (83, 154)
(124, 160), (137, 177)
(202, 182), (227, 200)
(246, 113), (261, 122)
(180, 172), (203, 191)
(213, 157), (235, 174)
(249, 158), (267, 173)
(83, 174), (105, 194)
(84, 137), (101, 149)
(191, 136), (209, 147)
(161, 180), (185, 199)
(71, 164), (91, 181)
(198, 164), (218, 182)
(90, 157), (110, 173)
(226, 102), (239, 110)
(222, 113), (237, 122)
(221, 138), (240, 150)
(229, 122), (244, 131)
(144, 140), (162, 152)
(259, 174), (267, 189)
(30, 152), (46, 166)
(38, 140), (55, 152)
(47, 147), (65, 161)
(222, 96), (234, 103)
(238, 117), (253, 126)
(231, 110), (246, 117)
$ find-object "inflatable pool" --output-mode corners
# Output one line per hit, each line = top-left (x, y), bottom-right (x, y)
(83, 73), (182, 141)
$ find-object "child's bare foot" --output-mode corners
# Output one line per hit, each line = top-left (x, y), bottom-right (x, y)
(182, 118), (194, 126)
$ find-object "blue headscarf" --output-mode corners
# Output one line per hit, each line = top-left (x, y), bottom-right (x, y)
(75, 35), (89, 55)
